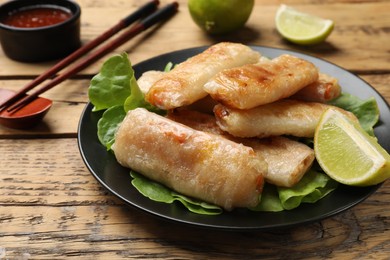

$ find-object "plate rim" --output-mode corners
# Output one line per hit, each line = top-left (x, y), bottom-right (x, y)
(77, 45), (388, 231)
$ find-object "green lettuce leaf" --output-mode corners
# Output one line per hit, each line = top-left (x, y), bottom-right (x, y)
(164, 62), (174, 72)
(130, 171), (222, 215)
(88, 53), (132, 111)
(278, 170), (338, 210)
(251, 170), (338, 212)
(329, 92), (379, 136)
(89, 52), (164, 149)
(89, 54), (380, 215)
(124, 77), (164, 114)
(97, 105), (126, 150)
(249, 184), (284, 212)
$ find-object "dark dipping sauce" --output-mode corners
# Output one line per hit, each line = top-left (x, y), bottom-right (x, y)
(1, 6), (72, 28)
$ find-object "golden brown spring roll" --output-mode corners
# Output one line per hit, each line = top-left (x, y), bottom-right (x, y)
(137, 70), (165, 94)
(138, 71), (219, 114)
(167, 109), (314, 187)
(112, 108), (267, 210)
(145, 42), (261, 110)
(138, 71), (218, 114)
(292, 73), (341, 102)
(203, 54), (319, 109)
(167, 109), (226, 135)
(183, 95), (219, 114)
(214, 100), (359, 138)
(250, 137), (314, 187)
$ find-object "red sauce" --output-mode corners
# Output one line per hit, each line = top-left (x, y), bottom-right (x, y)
(1, 6), (72, 28)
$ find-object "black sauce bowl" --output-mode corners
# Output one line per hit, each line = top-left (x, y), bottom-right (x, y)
(0, 0), (81, 62)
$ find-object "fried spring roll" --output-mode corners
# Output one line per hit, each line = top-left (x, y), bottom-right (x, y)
(138, 71), (218, 114)
(292, 73), (341, 102)
(112, 108), (267, 210)
(214, 100), (359, 138)
(183, 95), (219, 114)
(203, 54), (319, 109)
(251, 137), (314, 187)
(145, 42), (261, 110)
(137, 70), (165, 94)
(167, 109), (225, 135)
(168, 110), (314, 187)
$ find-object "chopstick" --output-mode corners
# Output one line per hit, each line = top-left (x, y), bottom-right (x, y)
(3, 1), (179, 113)
(0, 0), (159, 111)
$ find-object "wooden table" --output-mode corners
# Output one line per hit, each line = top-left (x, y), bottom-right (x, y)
(1, 0), (389, 258)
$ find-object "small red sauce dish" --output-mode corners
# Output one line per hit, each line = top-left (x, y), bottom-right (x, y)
(0, 89), (52, 129)
(0, 0), (81, 62)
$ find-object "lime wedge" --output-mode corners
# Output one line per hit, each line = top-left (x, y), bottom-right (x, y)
(314, 108), (390, 186)
(275, 4), (334, 45)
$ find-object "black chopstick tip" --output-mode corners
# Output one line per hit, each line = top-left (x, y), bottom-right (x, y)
(140, 1), (179, 30)
(172, 2), (179, 9)
(1, 0), (178, 115)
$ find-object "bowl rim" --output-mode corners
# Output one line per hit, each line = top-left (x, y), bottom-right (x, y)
(0, 0), (81, 32)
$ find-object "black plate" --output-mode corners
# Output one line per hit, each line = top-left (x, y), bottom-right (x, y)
(78, 46), (390, 231)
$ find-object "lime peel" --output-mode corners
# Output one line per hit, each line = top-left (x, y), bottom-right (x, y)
(314, 108), (390, 186)
(275, 4), (334, 45)
(188, 0), (254, 35)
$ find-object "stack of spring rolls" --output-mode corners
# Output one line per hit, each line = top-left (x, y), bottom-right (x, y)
(112, 42), (358, 211)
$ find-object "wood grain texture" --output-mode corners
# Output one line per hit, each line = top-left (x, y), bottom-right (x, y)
(0, 0), (389, 259)
(1, 139), (389, 259)
(0, 0), (389, 76)
(0, 74), (389, 137)
(0, 79), (88, 137)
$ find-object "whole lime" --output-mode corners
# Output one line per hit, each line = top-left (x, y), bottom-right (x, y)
(188, 0), (254, 35)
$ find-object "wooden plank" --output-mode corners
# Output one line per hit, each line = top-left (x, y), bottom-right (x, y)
(0, 79), (88, 137)
(0, 1), (389, 258)
(0, 1), (389, 77)
(0, 138), (389, 259)
(1, 73), (389, 137)
(0, 139), (116, 205)
(0, 202), (388, 259)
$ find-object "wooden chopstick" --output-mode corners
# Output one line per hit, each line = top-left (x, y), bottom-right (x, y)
(0, 0), (162, 112)
(7, 2), (179, 113)
(7, 2), (178, 113)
